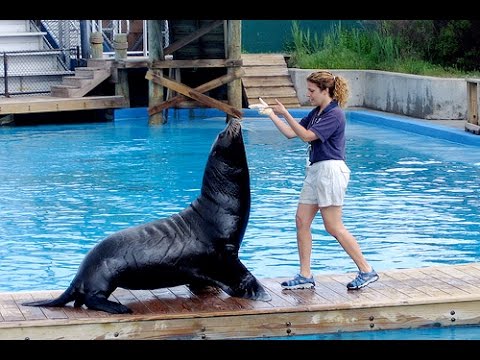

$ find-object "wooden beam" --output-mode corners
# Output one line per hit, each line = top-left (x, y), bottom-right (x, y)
(115, 58), (150, 69)
(151, 59), (242, 69)
(147, 68), (244, 115)
(164, 20), (224, 55)
(145, 71), (243, 119)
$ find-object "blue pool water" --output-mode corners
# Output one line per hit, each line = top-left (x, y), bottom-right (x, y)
(1, 108), (480, 339)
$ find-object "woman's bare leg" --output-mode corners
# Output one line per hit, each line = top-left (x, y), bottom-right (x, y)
(295, 203), (319, 277)
(319, 205), (372, 273)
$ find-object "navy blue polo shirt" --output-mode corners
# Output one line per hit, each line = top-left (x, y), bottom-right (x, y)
(299, 101), (346, 164)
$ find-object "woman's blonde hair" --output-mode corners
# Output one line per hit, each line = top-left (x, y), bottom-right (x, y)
(306, 71), (349, 108)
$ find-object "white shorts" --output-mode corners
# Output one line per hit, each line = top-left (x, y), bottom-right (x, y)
(299, 160), (351, 207)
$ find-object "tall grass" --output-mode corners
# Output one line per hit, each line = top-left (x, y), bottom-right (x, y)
(287, 20), (479, 78)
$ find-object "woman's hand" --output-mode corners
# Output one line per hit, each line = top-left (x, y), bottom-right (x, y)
(249, 97), (273, 116)
(270, 99), (288, 116)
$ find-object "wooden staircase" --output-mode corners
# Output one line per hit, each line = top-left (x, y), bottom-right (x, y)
(50, 59), (112, 98)
(241, 53), (301, 108)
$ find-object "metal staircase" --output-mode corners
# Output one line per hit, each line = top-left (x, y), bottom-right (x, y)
(0, 20), (73, 97)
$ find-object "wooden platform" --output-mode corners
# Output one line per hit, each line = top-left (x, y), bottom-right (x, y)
(0, 95), (127, 116)
(241, 53), (301, 108)
(1, 262), (480, 340)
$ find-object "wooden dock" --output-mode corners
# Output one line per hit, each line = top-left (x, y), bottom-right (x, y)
(0, 95), (127, 116)
(1, 262), (480, 340)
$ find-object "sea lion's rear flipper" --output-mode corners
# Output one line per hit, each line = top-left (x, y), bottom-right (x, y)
(84, 295), (133, 314)
(22, 288), (74, 308)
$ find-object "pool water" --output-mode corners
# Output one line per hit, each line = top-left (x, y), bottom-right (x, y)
(1, 110), (480, 339)
(256, 323), (480, 340)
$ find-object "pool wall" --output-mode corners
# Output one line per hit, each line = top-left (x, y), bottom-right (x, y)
(290, 68), (469, 120)
(114, 107), (480, 147)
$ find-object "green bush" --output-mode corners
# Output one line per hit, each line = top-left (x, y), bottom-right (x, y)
(287, 20), (480, 78)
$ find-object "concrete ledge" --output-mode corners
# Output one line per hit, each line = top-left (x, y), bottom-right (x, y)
(290, 69), (478, 120)
(349, 109), (480, 146)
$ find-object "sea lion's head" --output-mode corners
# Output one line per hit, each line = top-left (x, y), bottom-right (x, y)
(208, 118), (247, 169)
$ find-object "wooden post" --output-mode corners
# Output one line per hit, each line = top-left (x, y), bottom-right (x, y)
(148, 20), (166, 125)
(114, 34), (128, 60)
(114, 34), (130, 107)
(90, 32), (103, 59)
(465, 79), (480, 135)
(226, 20), (242, 122)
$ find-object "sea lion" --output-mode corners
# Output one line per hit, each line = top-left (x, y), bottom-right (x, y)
(23, 118), (271, 314)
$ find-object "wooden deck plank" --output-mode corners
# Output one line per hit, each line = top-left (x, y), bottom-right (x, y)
(379, 273), (433, 299)
(385, 269), (436, 300)
(420, 267), (480, 294)
(319, 274), (379, 307)
(56, 305), (91, 320)
(81, 305), (116, 319)
(241, 54), (287, 66)
(27, 291), (69, 320)
(25, 290), (95, 320)
(310, 276), (354, 304)
(442, 266), (480, 289)
(154, 285), (231, 314)
(468, 263), (480, 272)
(261, 277), (327, 309)
(456, 263), (480, 278)
(167, 285), (236, 313)
(243, 67), (290, 77)
(111, 288), (153, 315)
(0, 95), (127, 115)
(416, 268), (470, 296)
(391, 269), (452, 297)
(210, 290), (259, 311)
(1, 263), (480, 340)
(242, 76), (294, 87)
(445, 267), (480, 286)
(182, 287), (244, 313)
(0, 293), (25, 322)
(329, 272), (396, 302)
(128, 289), (173, 314)
(245, 86), (298, 98)
(150, 288), (192, 313)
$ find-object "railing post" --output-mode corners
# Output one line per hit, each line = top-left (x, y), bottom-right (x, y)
(113, 34), (128, 61)
(80, 20), (91, 60)
(465, 79), (480, 135)
(3, 52), (9, 98)
(90, 32), (103, 59)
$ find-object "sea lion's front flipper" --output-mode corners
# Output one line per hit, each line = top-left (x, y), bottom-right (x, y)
(216, 260), (272, 302)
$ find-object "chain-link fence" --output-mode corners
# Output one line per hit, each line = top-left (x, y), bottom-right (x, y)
(0, 48), (76, 97)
